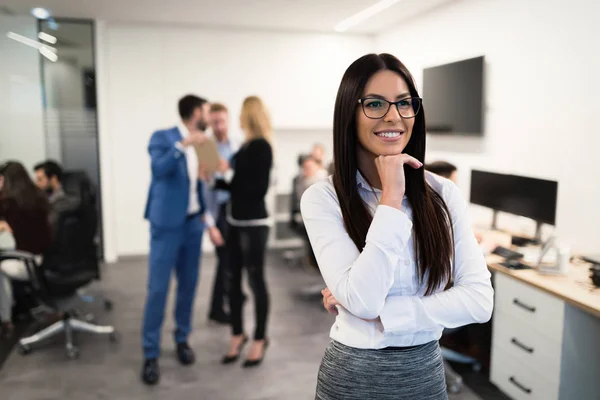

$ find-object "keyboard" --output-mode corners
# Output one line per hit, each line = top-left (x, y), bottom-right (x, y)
(492, 246), (524, 260)
(500, 260), (531, 270)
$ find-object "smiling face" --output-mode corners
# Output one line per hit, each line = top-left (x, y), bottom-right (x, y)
(356, 70), (416, 161)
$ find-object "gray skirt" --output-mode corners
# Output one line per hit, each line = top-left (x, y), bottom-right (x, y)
(315, 340), (447, 400)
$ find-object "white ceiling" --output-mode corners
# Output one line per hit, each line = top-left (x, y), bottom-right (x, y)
(0, 0), (456, 34)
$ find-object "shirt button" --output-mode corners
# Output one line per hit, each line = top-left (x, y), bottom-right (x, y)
(405, 260), (410, 266)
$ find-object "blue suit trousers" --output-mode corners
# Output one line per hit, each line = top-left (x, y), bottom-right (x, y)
(142, 214), (204, 359)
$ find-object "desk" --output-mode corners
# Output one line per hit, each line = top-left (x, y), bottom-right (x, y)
(486, 252), (600, 400)
(487, 255), (600, 318)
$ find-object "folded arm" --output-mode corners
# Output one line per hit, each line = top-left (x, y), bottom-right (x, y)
(300, 183), (413, 320)
(378, 181), (494, 334)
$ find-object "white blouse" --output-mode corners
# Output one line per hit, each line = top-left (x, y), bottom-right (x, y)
(300, 171), (494, 349)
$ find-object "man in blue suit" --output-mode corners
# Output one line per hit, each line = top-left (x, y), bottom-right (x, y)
(141, 95), (211, 385)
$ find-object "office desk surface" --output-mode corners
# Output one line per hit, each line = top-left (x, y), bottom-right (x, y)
(487, 254), (600, 319)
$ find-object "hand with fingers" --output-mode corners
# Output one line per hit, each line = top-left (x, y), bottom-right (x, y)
(322, 287), (380, 322)
(181, 132), (208, 147)
(208, 226), (224, 247)
(0, 221), (12, 234)
(375, 153), (423, 210)
(321, 288), (339, 316)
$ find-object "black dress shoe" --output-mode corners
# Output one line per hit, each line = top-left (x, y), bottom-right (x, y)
(176, 342), (196, 366)
(141, 358), (159, 385)
(221, 335), (248, 364)
(208, 312), (231, 325)
(243, 339), (269, 368)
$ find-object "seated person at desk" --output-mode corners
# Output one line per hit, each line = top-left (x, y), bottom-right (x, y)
(425, 160), (458, 183)
(0, 162), (52, 340)
(310, 143), (326, 169)
(34, 160), (79, 231)
(426, 161), (483, 244)
(291, 156), (328, 268)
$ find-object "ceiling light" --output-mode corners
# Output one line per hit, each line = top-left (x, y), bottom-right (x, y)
(31, 7), (51, 20)
(335, 0), (402, 32)
(39, 46), (58, 62)
(38, 32), (57, 44)
(7, 31), (41, 49)
(7, 32), (58, 61)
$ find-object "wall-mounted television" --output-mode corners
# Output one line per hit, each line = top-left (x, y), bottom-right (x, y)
(422, 56), (484, 136)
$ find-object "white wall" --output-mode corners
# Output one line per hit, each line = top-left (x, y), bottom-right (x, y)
(375, 0), (600, 253)
(0, 15), (45, 172)
(100, 23), (372, 257)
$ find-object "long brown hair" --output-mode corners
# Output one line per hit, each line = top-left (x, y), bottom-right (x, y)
(0, 161), (50, 212)
(332, 53), (454, 295)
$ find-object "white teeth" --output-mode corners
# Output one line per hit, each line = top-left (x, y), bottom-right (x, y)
(376, 131), (401, 138)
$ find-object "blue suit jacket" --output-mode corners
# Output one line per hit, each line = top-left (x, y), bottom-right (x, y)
(144, 127), (206, 229)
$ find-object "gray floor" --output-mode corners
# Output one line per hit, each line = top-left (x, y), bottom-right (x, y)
(0, 251), (482, 400)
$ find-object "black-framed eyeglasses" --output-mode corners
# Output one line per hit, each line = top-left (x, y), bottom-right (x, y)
(358, 97), (422, 119)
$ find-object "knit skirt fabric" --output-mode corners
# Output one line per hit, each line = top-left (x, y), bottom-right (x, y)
(315, 340), (447, 400)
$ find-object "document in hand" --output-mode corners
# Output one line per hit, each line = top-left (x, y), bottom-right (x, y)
(194, 138), (221, 173)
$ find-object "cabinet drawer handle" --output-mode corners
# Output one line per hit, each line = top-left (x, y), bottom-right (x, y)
(511, 338), (534, 353)
(513, 298), (536, 312)
(509, 376), (532, 394)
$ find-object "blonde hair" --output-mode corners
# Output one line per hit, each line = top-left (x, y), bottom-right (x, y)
(240, 96), (272, 143)
(210, 102), (228, 113)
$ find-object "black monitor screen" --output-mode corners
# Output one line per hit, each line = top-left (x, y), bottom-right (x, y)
(470, 170), (558, 225)
(422, 56), (484, 135)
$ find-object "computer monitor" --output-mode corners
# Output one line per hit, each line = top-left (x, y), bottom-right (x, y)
(470, 170), (558, 239)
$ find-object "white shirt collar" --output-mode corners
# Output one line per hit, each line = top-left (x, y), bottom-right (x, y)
(177, 121), (190, 138)
(356, 170), (382, 193)
(356, 170), (407, 200)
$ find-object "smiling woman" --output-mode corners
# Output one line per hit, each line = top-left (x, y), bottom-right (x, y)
(300, 53), (494, 399)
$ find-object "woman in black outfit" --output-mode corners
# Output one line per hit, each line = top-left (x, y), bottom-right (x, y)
(211, 96), (273, 368)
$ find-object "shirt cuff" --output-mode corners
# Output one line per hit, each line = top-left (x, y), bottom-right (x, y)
(204, 212), (215, 228)
(366, 205), (413, 253)
(223, 169), (234, 183)
(379, 296), (418, 334)
(174, 141), (185, 154)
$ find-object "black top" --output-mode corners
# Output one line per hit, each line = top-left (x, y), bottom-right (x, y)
(0, 196), (52, 255)
(214, 138), (273, 221)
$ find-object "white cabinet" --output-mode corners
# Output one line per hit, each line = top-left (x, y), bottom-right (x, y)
(491, 273), (565, 400)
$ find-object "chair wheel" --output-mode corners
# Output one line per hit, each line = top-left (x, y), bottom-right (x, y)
(104, 300), (113, 311)
(18, 344), (32, 355)
(109, 331), (119, 343)
(66, 346), (80, 360)
(84, 313), (96, 323)
(448, 382), (461, 394)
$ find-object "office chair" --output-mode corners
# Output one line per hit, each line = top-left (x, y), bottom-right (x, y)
(441, 327), (482, 393)
(0, 206), (117, 359)
(62, 170), (113, 311)
(282, 172), (309, 266)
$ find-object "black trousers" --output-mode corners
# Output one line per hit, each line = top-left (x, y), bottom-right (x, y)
(209, 203), (230, 316)
(227, 225), (270, 340)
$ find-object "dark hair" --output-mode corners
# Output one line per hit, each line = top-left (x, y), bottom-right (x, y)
(425, 161), (457, 179)
(34, 160), (64, 183)
(332, 53), (454, 295)
(178, 95), (208, 120)
(0, 161), (49, 212)
(297, 154), (309, 167)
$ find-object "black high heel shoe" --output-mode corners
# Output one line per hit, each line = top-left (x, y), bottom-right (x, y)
(242, 339), (269, 368)
(221, 335), (248, 364)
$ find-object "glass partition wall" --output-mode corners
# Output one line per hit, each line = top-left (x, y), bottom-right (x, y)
(0, 16), (103, 257)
